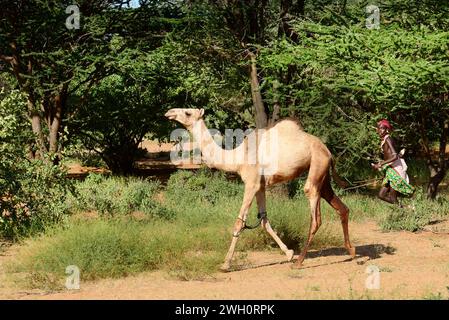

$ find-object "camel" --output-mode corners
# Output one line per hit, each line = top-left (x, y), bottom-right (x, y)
(165, 108), (356, 271)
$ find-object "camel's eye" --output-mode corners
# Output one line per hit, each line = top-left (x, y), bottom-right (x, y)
(185, 111), (192, 116)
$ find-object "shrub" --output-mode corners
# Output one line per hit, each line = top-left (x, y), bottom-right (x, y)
(0, 161), (72, 240)
(8, 219), (230, 287)
(0, 90), (72, 240)
(165, 168), (242, 204)
(70, 174), (175, 220)
(380, 189), (449, 231)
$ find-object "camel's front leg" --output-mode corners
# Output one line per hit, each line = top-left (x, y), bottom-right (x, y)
(256, 189), (294, 262)
(220, 183), (259, 272)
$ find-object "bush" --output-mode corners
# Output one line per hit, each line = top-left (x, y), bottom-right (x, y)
(8, 219), (230, 287)
(380, 189), (449, 231)
(165, 168), (242, 205)
(0, 162), (72, 240)
(6, 170), (346, 288)
(0, 90), (72, 240)
(70, 174), (175, 220)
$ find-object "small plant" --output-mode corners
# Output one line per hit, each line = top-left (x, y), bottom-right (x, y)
(70, 174), (175, 220)
(7, 219), (230, 287)
(423, 292), (444, 300)
(380, 189), (449, 232)
(379, 266), (393, 273)
(165, 168), (242, 205)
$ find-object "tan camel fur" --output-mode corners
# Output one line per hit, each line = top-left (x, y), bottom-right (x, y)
(165, 108), (356, 271)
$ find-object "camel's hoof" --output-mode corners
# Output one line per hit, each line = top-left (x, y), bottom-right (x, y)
(220, 264), (231, 273)
(348, 247), (356, 259)
(286, 249), (294, 262)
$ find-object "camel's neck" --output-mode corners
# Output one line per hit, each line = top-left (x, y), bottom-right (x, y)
(190, 120), (241, 173)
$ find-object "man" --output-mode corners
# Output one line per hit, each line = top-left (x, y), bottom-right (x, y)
(372, 119), (415, 205)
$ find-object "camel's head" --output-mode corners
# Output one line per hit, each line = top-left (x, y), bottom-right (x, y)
(164, 108), (205, 128)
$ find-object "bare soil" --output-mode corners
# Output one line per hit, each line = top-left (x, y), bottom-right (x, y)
(1, 220), (449, 300)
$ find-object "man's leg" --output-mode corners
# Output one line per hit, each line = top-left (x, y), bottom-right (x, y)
(388, 188), (399, 204)
(378, 185), (397, 204)
(379, 184), (401, 205)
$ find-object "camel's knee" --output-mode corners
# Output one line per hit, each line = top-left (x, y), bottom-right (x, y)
(335, 203), (349, 223)
(304, 185), (319, 198)
(316, 216), (322, 229)
(310, 220), (320, 235)
(232, 218), (245, 236)
(339, 208), (349, 224)
(303, 184), (310, 196)
(329, 196), (349, 221)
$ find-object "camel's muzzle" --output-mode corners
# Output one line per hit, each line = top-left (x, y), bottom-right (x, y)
(164, 110), (177, 120)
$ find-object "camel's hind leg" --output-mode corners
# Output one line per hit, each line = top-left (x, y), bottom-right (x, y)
(256, 188), (294, 262)
(293, 155), (335, 268)
(321, 174), (356, 258)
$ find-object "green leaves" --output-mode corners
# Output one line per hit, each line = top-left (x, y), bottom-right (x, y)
(259, 18), (449, 179)
(0, 90), (71, 240)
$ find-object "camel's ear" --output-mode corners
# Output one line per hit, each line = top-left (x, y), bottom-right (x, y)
(199, 108), (205, 117)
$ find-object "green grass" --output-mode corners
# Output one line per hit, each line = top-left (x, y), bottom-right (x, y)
(8, 218), (230, 288)
(378, 188), (449, 231)
(67, 173), (174, 220)
(7, 195), (343, 288)
(423, 292), (446, 300)
(6, 169), (449, 290)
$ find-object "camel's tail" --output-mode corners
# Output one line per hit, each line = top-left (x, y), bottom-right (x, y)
(330, 157), (349, 188)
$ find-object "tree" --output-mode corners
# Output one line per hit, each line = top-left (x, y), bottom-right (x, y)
(0, 89), (70, 239)
(183, 1), (314, 128)
(0, 0), (176, 162)
(67, 47), (172, 174)
(259, 17), (449, 195)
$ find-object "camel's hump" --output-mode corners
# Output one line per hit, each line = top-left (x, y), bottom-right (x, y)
(270, 118), (329, 148)
(270, 118), (304, 132)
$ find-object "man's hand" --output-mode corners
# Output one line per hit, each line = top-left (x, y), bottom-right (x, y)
(371, 163), (382, 171)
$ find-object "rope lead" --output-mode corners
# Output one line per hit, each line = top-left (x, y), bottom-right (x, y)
(243, 211), (267, 230)
(232, 212), (267, 237)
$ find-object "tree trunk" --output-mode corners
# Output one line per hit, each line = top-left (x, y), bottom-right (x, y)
(102, 144), (139, 175)
(248, 52), (268, 129)
(271, 103), (280, 125)
(48, 84), (68, 160)
(49, 108), (61, 155)
(27, 98), (47, 159)
(270, 80), (281, 125)
(426, 119), (448, 199)
(427, 168), (446, 199)
(278, 0), (304, 42)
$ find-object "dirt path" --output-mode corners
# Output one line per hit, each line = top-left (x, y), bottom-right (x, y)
(1, 220), (449, 300)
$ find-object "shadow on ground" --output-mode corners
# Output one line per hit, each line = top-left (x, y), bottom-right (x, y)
(229, 244), (396, 272)
(306, 243), (396, 260)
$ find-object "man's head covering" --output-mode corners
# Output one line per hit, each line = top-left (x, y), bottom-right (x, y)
(377, 119), (393, 131)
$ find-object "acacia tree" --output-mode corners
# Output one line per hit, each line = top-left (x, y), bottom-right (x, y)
(67, 45), (174, 174)
(180, 0), (309, 128)
(259, 16), (449, 196)
(1, 1), (107, 159)
(0, 0), (174, 162)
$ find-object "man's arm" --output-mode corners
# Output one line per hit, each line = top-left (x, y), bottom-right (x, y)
(373, 137), (399, 169)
